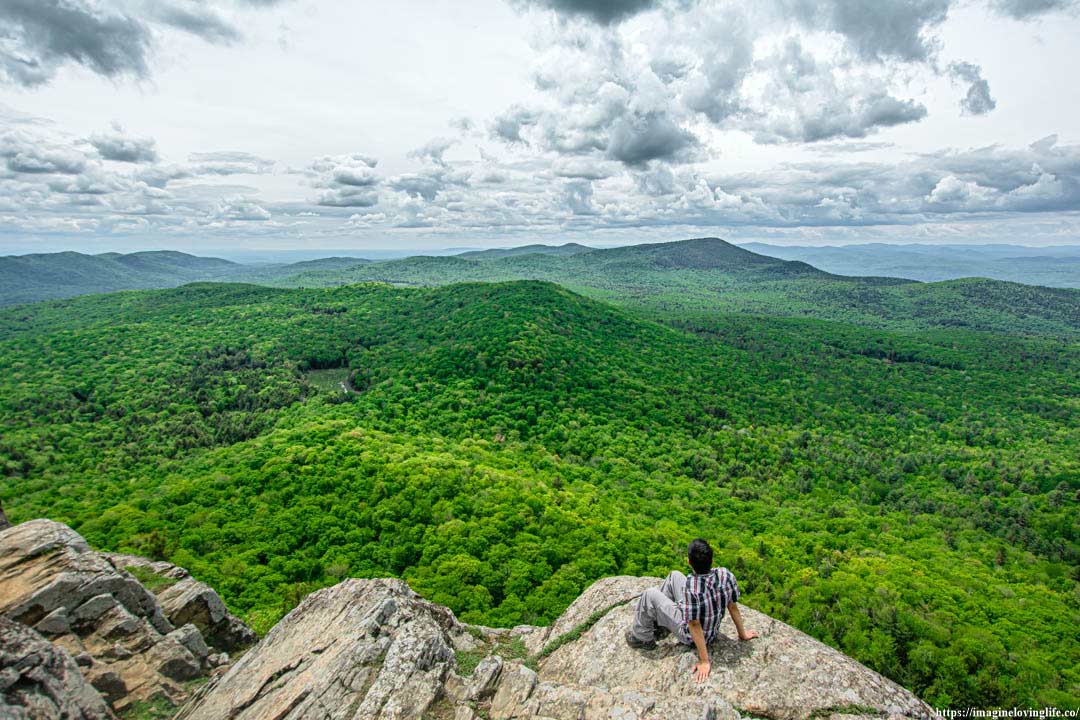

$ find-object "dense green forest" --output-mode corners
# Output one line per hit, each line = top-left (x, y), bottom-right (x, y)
(1, 273), (1077, 709)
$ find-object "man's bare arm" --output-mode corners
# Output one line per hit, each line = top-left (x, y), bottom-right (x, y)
(688, 620), (710, 682)
(728, 603), (758, 640)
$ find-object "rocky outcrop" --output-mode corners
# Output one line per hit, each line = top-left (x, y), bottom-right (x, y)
(105, 553), (256, 653)
(534, 577), (936, 720)
(0, 501), (10, 530)
(0, 616), (115, 719)
(0, 520), (254, 715)
(182, 576), (940, 720)
(178, 578), (474, 720)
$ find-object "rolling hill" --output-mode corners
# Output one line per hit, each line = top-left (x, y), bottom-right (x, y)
(456, 242), (594, 259)
(9, 240), (1077, 338)
(280, 238), (1080, 337)
(0, 250), (370, 305)
(0, 250), (242, 305)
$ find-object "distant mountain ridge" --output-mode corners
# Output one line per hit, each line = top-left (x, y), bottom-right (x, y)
(3, 239), (1077, 338)
(457, 242), (594, 260)
(0, 250), (370, 306)
(740, 242), (1080, 288)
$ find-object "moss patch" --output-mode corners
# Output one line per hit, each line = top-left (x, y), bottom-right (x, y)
(124, 565), (179, 593)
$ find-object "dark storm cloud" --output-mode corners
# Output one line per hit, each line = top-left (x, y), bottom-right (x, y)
(0, 0), (152, 86)
(605, 111), (699, 165)
(949, 62), (996, 116)
(89, 123), (159, 163)
(990, 0), (1078, 19)
(515, 0), (662, 24)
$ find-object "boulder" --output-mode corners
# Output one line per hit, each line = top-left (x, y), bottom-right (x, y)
(0, 520), (228, 714)
(178, 579), (466, 720)
(0, 501), (10, 531)
(0, 616), (115, 719)
(536, 576), (939, 720)
(0, 520), (171, 635)
(105, 553), (257, 652)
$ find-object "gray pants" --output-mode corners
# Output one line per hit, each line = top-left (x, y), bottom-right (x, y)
(631, 570), (692, 645)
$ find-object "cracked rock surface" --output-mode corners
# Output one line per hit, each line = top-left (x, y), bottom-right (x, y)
(105, 553), (256, 653)
(0, 519), (255, 715)
(535, 576), (939, 720)
(178, 578), (466, 720)
(0, 616), (115, 719)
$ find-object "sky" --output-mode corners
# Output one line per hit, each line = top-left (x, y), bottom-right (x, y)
(0, 0), (1079, 255)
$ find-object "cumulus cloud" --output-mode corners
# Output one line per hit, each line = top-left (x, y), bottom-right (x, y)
(90, 122), (159, 163)
(741, 38), (928, 143)
(210, 198), (271, 221)
(990, 0), (1078, 19)
(316, 188), (379, 207)
(491, 105), (540, 144)
(389, 165), (471, 202)
(552, 157), (616, 179)
(606, 111), (699, 164)
(514, 0), (661, 24)
(408, 138), (456, 166)
(0, 0), (152, 86)
(563, 179), (599, 214)
(787, 0), (951, 63)
(189, 151), (276, 175)
(147, 3), (242, 44)
(0, 0), (283, 87)
(493, 0), (945, 166)
(1, 132), (88, 174)
(305, 153), (382, 207)
(949, 62), (996, 116)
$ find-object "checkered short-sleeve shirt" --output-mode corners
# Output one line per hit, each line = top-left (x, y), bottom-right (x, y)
(681, 567), (740, 643)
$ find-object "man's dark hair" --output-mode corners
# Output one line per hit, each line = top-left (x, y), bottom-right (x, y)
(688, 539), (713, 574)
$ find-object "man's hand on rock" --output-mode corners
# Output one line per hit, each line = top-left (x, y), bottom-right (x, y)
(738, 630), (759, 641)
(692, 660), (711, 683)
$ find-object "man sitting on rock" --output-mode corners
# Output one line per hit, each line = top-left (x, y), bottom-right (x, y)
(626, 538), (758, 682)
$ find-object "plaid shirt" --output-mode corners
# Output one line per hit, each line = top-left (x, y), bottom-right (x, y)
(681, 567), (740, 643)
